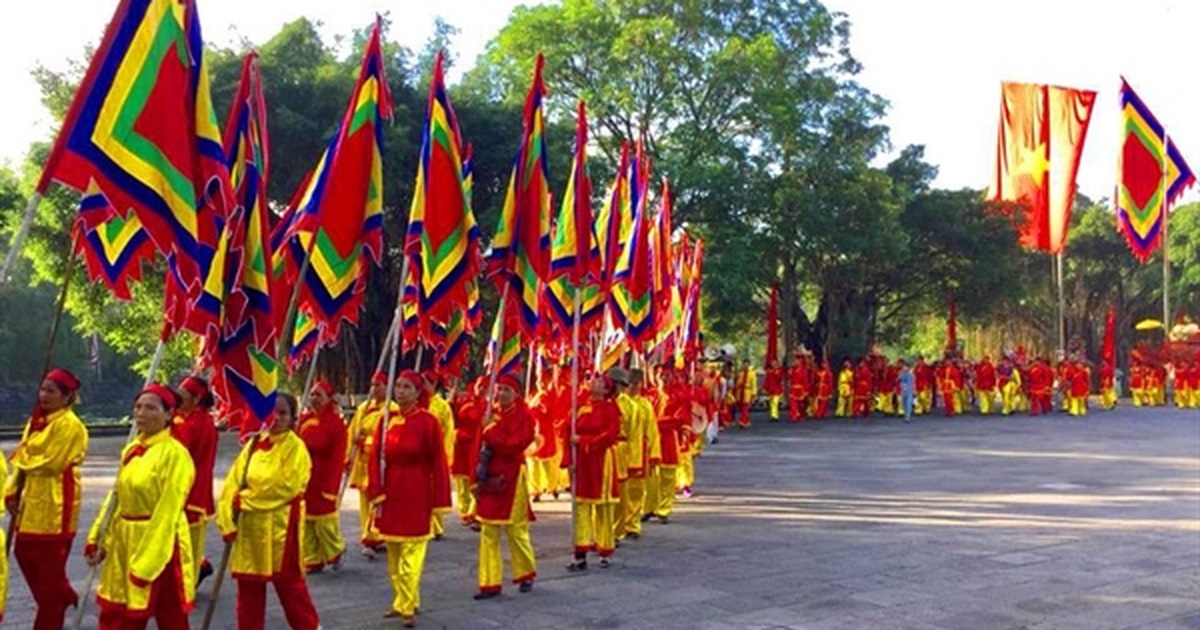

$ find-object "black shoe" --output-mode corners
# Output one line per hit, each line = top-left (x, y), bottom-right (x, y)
(197, 559), (214, 585)
(658, 516), (670, 524)
(626, 532), (640, 540)
(640, 514), (653, 523)
(599, 558), (611, 568)
(473, 590), (501, 601)
(433, 533), (444, 541)
(518, 580), (534, 593)
(566, 560), (587, 572)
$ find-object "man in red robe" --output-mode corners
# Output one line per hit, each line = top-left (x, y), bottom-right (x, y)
(788, 354), (810, 422)
(763, 359), (784, 422)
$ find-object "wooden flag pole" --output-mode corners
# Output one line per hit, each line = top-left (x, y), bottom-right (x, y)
(301, 345), (322, 409)
(0, 192), (43, 284)
(569, 283), (582, 544)
(379, 252), (414, 495)
(1162, 132), (1172, 330)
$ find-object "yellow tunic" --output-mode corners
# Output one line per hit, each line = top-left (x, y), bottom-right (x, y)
(615, 393), (636, 481)
(642, 394), (662, 463)
(5, 407), (88, 538)
(346, 399), (383, 489)
(88, 430), (196, 613)
(216, 431), (312, 579)
(428, 394), (456, 466)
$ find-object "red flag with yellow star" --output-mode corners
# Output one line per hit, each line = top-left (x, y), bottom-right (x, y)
(992, 82), (1095, 253)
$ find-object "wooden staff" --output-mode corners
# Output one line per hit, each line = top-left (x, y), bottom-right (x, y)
(201, 433), (262, 630)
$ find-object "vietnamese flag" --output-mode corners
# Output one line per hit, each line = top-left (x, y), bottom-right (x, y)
(992, 82), (1096, 253)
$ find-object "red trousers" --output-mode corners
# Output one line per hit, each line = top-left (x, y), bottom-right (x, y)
(853, 395), (871, 417)
(97, 552), (188, 630)
(15, 535), (78, 630)
(1030, 394), (1051, 416)
(736, 403), (751, 427)
(788, 396), (807, 421)
(813, 398), (830, 418)
(943, 392), (957, 416)
(236, 576), (320, 630)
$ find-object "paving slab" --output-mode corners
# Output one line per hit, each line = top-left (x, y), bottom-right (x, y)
(1, 404), (1197, 628)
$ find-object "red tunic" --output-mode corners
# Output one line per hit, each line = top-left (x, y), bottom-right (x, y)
(1070, 365), (1090, 398)
(816, 367), (834, 399)
(915, 363), (933, 392)
(451, 395), (483, 478)
(1099, 363), (1115, 389)
(298, 406), (347, 516)
(764, 367), (784, 396)
(657, 385), (691, 466)
(789, 364), (809, 398)
(562, 398), (621, 502)
(171, 407), (218, 521)
(976, 361), (997, 390)
(531, 390), (560, 459)
(367, 407), (450, 540)
(475, 401), (536, 524)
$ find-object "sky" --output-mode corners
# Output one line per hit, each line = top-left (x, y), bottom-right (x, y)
(1, 0), (1197, 205)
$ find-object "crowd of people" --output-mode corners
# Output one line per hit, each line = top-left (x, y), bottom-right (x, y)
(1, 361), (727, 629)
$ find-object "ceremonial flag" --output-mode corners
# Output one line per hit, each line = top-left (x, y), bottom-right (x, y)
(612, 141), (654, 347)
(650, 177), (674, 336)
(595, 143), (630, 292)
(37, 0), (229, 331)
(436, 307), (471, 379)
(1115, 79), (1196, 262)
(406, 50), (481, 342)
(765, 283), (778, 367)
(550, 100), (595, 284)
(280, 16), (393, 347)
(947, 300), (957, 351)
(487, 54), (551, 342)
(74, 186), (156, 300)
(682, 238), (705, 361)
(484, 298), (522, 376)
(992, 82), (1096, 253)
(212, 52), (278, 431)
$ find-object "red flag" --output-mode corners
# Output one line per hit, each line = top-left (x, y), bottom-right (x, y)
(765, 284), (779, 367)
(992, 82), (1096, 253)
(1101, 306), (1115, 366)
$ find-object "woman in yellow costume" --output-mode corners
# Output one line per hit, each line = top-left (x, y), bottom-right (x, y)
(217, 392), (320, 630)
(5, 367), (88, 630)
(85, 384), (196, 630)
(347, 371), (388, 556)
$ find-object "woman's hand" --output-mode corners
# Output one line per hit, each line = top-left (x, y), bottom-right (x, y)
(85, 545), (106, 566)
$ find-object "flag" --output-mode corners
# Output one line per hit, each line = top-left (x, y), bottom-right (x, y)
(612, 141), (654, 348)
(37, 0), (228, 330)
(992, 82), (1096, 253)
(280, 16), (393, 348)
(650, 177), (674, 337)
(765, 283), (778, 367)
(550, 100), (595, 285)
(1115, 79), (1197, 262)
(484, 298), (522, 376)
(212, 52), (278, 431)
(595, 143), (630, 292)
(1101, 306), (1115, 366)
(406, 50), (481, 343)
(74, 187), (156, 300)
(436, 308), (471, 379)
(682, 238), (705, 361)
(947, 300), (957, 351)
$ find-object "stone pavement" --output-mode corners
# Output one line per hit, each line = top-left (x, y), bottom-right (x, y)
(3, 405), (1199, 629)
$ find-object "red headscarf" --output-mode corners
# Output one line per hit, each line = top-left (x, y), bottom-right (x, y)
(496, 373), (522, 394)
(45, 368), (81, 395)
(138, 383), (180, 413)
(395, 370), (430, 409)
(311, 379), (336, 398)
(371, 370), (388, 385)
(180, 375), (209, 400)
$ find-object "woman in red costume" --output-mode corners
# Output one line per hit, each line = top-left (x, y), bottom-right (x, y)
(171, 375), (219, 584)
(564, 374), (622, 570)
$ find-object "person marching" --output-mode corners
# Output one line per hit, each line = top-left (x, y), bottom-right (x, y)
(564, 373), (621, 571)
(1067, 359), (1090, 417)
(896, 359), (915, 423)
(813, 358), (834, 419)
(216, 392), (320, 630)
(731, 360), (757, 428)
(298, 380), (348, 573)
(346, 371), (388, 557)
(85, 384), (195, 630)
(366, 370), (451, 626)
(474, 374), (538, 598)
(914, 357), (934, 415)
(852, 359), (873, 418)
(835, 360), (854, 418)
(450, 379), (485, 528)
(1098, 359), (1117, 410)
(975, 356), (998, 415)
(647, 370), (690, 523)
(171, 376), (219, 584)
(616, 368), (654, 541)
(788, 353), (810, 422)
(763, 359), (784, 422)
(5, 368), (88, 630)
(423, 373), (456, 540)
(526, 376), (562, 502)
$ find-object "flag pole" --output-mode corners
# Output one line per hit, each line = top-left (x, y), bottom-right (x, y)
(74, 326), (168, 630)
(301, 345), (321, 409)
(378, 252), (413, 496)
(569, 283), (582, 544)
(0, 192), (43, 284)
(481, 283), (512, 429)
(1054, 252), (1065, 356)
(276, 235), (319, 362)
(1162, 133), (1171, 331)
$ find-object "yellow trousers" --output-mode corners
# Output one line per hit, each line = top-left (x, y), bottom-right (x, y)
(677, 452), (694, 491)
(0, 519), (6, 623)
(188, 517), (208, 575)
(573, 501), (616, 556)
(768, 395), (781, 420)
(527, 457), (560, 497)
(651, 465), (677, 518)
(1175, 388), (1191, 409)
(358, 490), (381, 546)
(615, 477), (645, 538)
(1001, 384), (1020, 415)
(978, 389), (995, 415)
(478, 469), (537, 592)
(1100, 388), (1117, 410)
(304, 513), (346, 569)
(917, 390), (932, 415)
(453, 476), (476, 523)
(835, 395), (852, 418)
(1131, 388), (1144, 407)
(431, 512), (444, 538)
(386, 540), (428, 616)
(1068, 396), (1087, 417)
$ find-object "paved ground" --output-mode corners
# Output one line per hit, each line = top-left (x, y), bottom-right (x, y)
(3, 405), (1199, 629)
